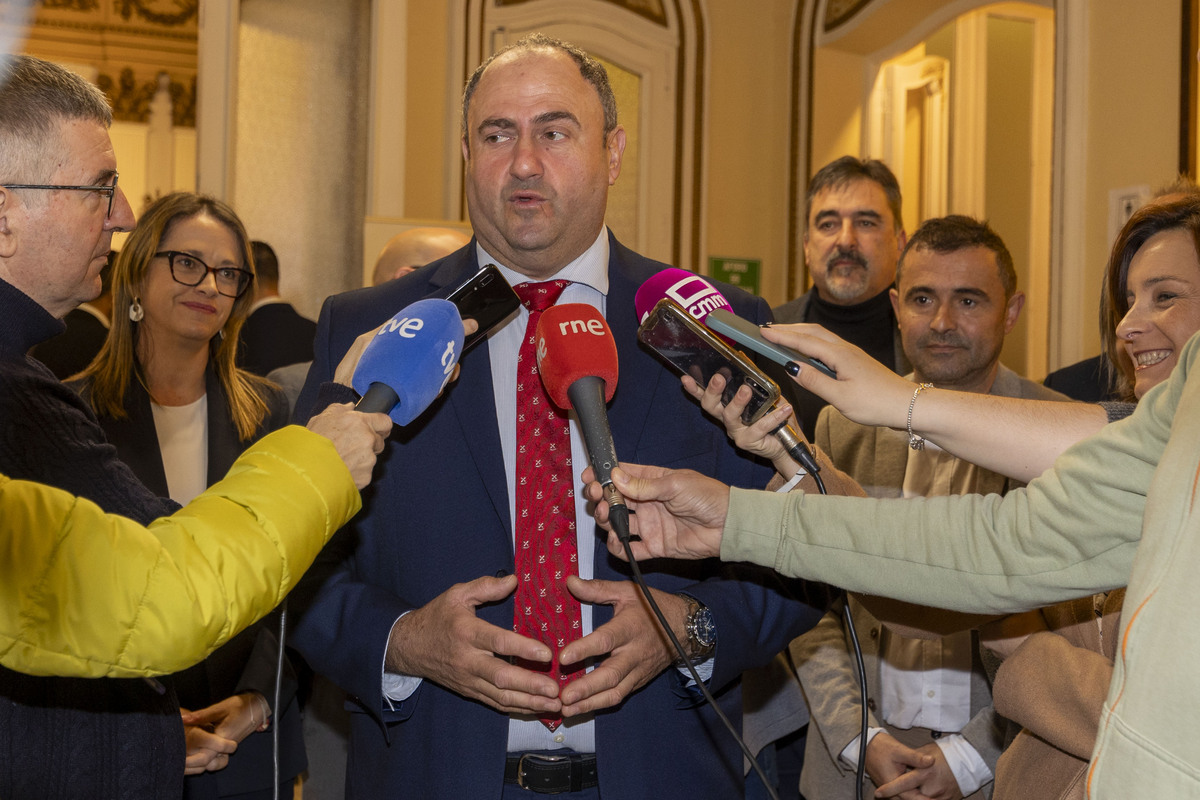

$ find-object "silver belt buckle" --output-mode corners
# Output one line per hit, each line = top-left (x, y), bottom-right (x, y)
(517, 752), (569, 790)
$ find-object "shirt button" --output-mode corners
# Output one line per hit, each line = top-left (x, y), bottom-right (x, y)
(927, 690), (936, 698)
(554, 734), (564, 743)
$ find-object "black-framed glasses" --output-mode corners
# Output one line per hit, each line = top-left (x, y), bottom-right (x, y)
(2, 172), (120, 219)
(155, 251), (254, 298)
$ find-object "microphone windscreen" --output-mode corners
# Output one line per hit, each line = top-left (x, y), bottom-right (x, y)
(535, 303), (619, 409)
(634, 268), (734, 325)
(351, 298), (465, 425)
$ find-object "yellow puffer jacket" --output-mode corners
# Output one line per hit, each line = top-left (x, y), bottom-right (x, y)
(0, 425), (360, 679)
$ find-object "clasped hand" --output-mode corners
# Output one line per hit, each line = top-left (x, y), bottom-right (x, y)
(384, 573), (691, 719)
(179, 692), (266, 775)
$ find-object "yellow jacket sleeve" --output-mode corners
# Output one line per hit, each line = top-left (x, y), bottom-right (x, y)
(0, 425), (360, 678)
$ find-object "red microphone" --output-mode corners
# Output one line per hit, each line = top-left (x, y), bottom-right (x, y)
(535, 304), (629, 537)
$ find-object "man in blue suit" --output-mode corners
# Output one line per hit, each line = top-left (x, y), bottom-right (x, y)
(292, 34), (821, 798)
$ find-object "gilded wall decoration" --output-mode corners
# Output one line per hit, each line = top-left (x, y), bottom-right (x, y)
(116, 0), (198, 27)
(95, 68), (194, 125)
(24, 0), (198, 126)
(494, 0), (666, 26)
(97, 68), (150, 122)
(169, 75), (196, 127)
(38, 0), (99, 10)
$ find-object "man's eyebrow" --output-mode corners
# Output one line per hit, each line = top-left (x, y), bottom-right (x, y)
(903, 285), (991, 300)
(532, 110), (580, 127)
(92, 168), (117, 185)
(477, 117), (516, 133)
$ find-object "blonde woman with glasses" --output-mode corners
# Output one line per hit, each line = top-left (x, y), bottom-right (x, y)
(72, 191), (300, 800)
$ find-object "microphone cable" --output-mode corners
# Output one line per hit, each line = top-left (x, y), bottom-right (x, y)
(606, 443), (833, 800)
(844, 599), (868, 800)
(613, 520), (782, 800)
(272, 600), (286, 800)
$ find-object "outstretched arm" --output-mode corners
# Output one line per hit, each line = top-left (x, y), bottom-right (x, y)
(762, 324), (1108, 483)
(1, 426), (367, 679)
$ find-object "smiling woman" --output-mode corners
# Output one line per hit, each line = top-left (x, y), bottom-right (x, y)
(1102, 196), (1200, 401)
(68, 191), (305, 797)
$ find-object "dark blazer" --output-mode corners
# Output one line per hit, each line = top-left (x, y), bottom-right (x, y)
(238, 301), (317, 376)
(290, 233), (823, 799)
(1042, 354), (1118, 402)
(30, 305), (109, 379)
(71, 367), (303, 799)
(772, 287), (910, 438)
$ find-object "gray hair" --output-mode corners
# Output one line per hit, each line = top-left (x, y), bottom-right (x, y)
(461, 33), (618, 145)
(0, 55), (112, 184)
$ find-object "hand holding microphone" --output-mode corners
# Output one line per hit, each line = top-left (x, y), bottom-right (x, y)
(351, 298), (466, 425)
(635, 269), (822, 478)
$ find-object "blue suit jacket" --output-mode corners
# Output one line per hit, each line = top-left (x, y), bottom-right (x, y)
(291, 233), (821, 799)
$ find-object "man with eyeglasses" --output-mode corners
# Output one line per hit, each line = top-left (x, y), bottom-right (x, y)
(0, 55), (391, 799)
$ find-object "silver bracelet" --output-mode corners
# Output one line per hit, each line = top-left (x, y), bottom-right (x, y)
(907, 382), (934, 450)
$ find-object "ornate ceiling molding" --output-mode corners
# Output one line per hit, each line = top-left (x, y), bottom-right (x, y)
(115, 0), (198, 28)
(493, 0), (667, 27)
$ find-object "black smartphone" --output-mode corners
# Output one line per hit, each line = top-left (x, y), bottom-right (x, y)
(638, 298), (781, 425)
(705, 309), (838, 379)
(442, 263), (521, 351)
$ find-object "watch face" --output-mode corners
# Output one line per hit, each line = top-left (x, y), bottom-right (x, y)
(692, 607), (717, 648)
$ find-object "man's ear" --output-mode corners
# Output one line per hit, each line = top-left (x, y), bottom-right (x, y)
(1003, 290), (1026, 333)
(606, 126), (626, 185)
(0, 188), (17, 259)
(889, 286), (901, 319)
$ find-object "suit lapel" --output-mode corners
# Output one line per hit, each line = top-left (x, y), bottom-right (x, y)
(439, 248), (512, 533)
(604, 236), (661, 454)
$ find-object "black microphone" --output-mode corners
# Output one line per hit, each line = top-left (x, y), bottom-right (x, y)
(534, 303), (631, 540)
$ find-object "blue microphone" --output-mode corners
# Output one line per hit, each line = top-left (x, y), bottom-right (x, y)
(352, 298), (465, 425)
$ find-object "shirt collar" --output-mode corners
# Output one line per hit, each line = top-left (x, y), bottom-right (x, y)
(474, 227), (611, 297)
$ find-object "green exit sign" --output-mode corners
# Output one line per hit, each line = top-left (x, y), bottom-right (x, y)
(709, 257), (761, 295)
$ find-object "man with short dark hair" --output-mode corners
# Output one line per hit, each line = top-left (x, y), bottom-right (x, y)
(774, 156), (910, 437)
(237, 240), (318, 375)
(795, 215), (1066, 800)
(291, 34), (821, 799)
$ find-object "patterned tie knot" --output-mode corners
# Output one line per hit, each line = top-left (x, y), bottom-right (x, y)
(514, 280), (570, 313)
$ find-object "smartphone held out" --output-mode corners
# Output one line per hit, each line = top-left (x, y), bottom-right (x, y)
(442, 264), (521, 351)
(637, 299), (782, 425)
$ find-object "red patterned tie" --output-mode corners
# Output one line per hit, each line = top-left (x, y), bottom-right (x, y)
(512, 280), (581, 730)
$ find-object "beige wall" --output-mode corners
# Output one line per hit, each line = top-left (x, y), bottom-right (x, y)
(235, 0), (371, 320)
(404, 1), (462, 221)
(206, 0), (1186, 343)
(705, 1), (797, 304)
(1077, 0), (1181, 358)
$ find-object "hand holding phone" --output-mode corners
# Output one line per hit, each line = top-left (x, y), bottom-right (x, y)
(705, 309), (837, 379)
(638, 299), (781, 425)
(442, 264), (521, 351)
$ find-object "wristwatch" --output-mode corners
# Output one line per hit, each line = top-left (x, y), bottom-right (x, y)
(679, 594), (717, 660)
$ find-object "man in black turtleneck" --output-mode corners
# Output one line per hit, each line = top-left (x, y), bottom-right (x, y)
(774, 156), (910, 438)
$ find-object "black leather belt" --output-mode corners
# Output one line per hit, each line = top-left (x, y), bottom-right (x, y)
(504, 752), (598, 794)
